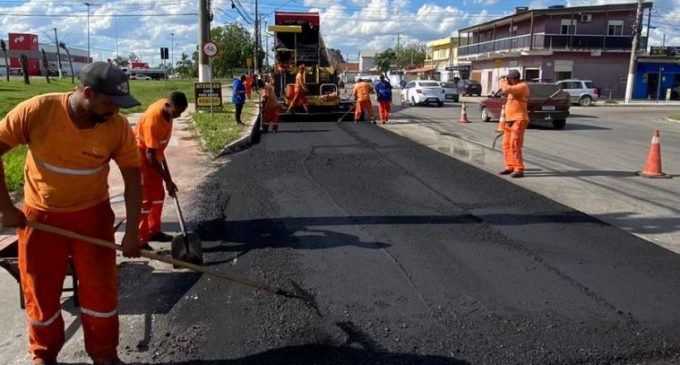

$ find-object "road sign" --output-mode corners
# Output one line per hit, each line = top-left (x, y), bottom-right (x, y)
(202, 42), (218, 57)
(494, 59), (502, 68)
(246, 57), (252, 67)
(194, 82), (223, 111)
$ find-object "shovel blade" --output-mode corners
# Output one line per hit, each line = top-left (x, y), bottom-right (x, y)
(171, 232), (203, 266)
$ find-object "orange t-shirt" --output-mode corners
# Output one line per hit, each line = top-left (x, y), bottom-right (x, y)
(353, 82), (373, 102)
(262, 84), (279, 111)
(0, 93), (141, 212)
(500, 79), (529, 122)
(135, 98), (173, 162)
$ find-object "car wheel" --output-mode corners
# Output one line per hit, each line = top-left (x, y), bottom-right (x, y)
(410, 96), (416, 107)
(578, 95), (593, 106)
(437, 101), (444, 107)
(480, 108), (491, 123)
(552, 119), (566, 129)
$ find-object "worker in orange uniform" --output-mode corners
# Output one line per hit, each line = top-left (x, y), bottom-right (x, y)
(352, 77), (377, 124)
(135, 91), (189, 250)
(287, 62), (310, 114)
(245, 73), (253, 101)
(498, 69), (529, 178)
(258, 75), (280, 132)
(0, 62), (142, 365)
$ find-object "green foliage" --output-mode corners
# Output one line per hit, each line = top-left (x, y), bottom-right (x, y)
(604, 99), (619, 105)
(113, 55), (129, 67)
(191, 103), (256, 154)
(374, 48), (397, 73)
(2, 146), (27, 192)
(210, 23), (257, 77)
(394, 43), (427, 68)
(668, 114), (680, 121)
(174, 52), (194, 78)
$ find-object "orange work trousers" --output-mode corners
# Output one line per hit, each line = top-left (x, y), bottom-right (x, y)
(263, 107), (280, 131)
(378, 100), (391, 122)
(139, 160), (166, 246)
(288, 88), (308, 112)
(18, 201), (118, 363)
(502, 120), (528, 172)
(354, 100), (375, 121)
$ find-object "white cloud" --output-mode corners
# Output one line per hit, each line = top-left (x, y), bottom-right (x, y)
(473, 0), (500, 4)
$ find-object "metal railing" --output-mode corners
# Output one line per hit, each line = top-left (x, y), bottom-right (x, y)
(458, 33), (647, 56)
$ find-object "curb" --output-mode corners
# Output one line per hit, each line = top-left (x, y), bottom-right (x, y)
(215, 108), (261, 158)
(666, 117), (680, 124)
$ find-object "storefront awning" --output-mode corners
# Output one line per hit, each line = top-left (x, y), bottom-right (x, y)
(405, 66), (436, 74)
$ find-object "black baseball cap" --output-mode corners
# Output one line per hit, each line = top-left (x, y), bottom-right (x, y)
(507, 69), (521, 79)
(79, 62), (140, 108)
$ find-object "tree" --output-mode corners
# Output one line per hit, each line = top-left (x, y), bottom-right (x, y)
(374, 48), (396, 74)
(395, 43), (426, 69)
(0, 39), (9, 81)
(209, 23), (254, 77)
(58, 42), (75, 83)
(326, 48), (344, 64)
(127, 53), (139, 62)
(112, 55), (129, 68)
(174, 52), (194, 78)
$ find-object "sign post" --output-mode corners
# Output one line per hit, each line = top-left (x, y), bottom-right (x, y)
(197, 42), (220, 114)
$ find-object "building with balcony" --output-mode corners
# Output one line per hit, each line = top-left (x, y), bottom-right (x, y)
(422, 36), (470, 82)
(457, 2), (652, 97)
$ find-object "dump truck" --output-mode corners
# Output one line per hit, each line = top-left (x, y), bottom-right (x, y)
(269, 11), (354, 119)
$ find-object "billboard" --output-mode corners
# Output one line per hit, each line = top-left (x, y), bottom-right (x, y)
(8, 33), (38, 51)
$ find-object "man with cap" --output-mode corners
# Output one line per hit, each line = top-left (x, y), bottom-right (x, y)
(135, 91), (188, 251)
(498, 69), (529, 178)
(0, 61), (143, 365)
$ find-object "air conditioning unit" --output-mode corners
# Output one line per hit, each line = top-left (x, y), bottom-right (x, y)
(580, 14), (592, 22)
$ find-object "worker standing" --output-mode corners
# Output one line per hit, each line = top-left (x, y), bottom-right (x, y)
(374, 74), (393, 124)
(352, 77), (377, 124)
(232, 74), (247, 125)
(0, 62), (142, 365)
(244, 73), (253, 101)
(135, 92), (188, 250)
(498, 69), (529, 178)
(287, 63), (310, 114)
(258, 75), (280, 132)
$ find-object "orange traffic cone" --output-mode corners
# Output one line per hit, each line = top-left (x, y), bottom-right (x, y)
(638, 129), (671, 178)
(459, 102), (470, 123)
(496, 105), (506, 133)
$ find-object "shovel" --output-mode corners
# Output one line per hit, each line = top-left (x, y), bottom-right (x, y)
(161, 160), (203, 265)
(170, 194), (203, 266)
(25, 221), (320, 314)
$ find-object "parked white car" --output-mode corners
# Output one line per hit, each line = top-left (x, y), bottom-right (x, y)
(131, 74), (152, 80)
(400, 80), (445, 107)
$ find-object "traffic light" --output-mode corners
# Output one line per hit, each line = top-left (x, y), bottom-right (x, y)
(160, 47), (169, 60)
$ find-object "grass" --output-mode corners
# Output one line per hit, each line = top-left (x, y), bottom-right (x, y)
(191, 102), (258, 155)
(669, 114), (680, 121)
(0, 76), (248, 192)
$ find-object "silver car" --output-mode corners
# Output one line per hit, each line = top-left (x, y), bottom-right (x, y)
(555, 79), (600, 106)
(439, 81), (460, 102)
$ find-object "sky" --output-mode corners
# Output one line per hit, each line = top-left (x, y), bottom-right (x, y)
(0, 0), (677, 66)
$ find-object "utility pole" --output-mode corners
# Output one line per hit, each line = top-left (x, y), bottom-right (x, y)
(198, 0), (210, 81)
(53, 28), (63, 78)
(254, 0), (259, 74)
(624, 0), (643, 104)
(662, 33), (666, 47)
(85, 2), (92, 62)
(170, 32), (175, 74)
(265, 21), (269, 68)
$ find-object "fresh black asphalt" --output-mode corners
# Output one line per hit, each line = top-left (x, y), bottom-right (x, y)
(120, 120), (680, 365)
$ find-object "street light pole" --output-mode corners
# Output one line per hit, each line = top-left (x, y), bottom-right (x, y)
(170, 32), (174, 74)
(85, 2), (92, 62)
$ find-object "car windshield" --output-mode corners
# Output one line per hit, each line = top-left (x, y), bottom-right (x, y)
(418, 82), (440, 87)
(527, 83), (561, 98)
(440, 82), (457, 88)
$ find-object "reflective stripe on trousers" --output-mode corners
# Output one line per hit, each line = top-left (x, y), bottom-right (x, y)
(139, 162), (166, 245)
(19, 201), (119, 363)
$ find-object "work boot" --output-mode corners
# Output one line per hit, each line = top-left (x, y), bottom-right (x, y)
(149, 231), (174, 242)
(499, 169), (513, 175)
(510, 171), (524, 178)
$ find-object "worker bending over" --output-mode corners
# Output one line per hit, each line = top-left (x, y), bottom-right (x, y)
(352, 77), (377, 124)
